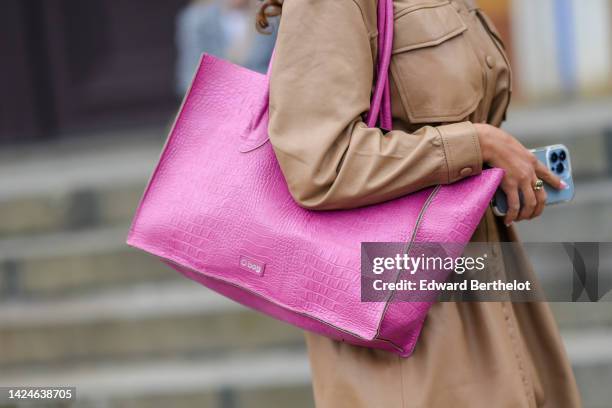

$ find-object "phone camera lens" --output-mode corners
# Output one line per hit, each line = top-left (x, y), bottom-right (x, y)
(559, 150), (566, 161)
(550, 152), (558, 163)
(556, 162), (565, 174)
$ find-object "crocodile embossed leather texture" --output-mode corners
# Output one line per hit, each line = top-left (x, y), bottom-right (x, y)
(127, 0), (504, 357)
(127, 53), (503, 357)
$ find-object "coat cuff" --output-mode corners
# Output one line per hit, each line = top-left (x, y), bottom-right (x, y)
(437, 121), (483, 183)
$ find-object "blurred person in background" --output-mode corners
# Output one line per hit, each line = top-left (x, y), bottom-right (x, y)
(258, 0), (582, 407)
(175, 0), (277, 95)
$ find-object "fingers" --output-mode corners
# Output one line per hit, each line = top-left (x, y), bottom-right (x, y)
(517, 180), (537, 221)
(503, 185), (520, 226)
(535, 160), (565, 190)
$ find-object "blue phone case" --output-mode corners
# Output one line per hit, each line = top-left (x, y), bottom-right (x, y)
(491, 144), (575, 216)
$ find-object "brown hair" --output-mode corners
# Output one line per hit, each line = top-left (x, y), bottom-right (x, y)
(256, 0), (283, 33)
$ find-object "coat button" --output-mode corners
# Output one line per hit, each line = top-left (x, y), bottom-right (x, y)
(486, 55), (495, 69)
(460, 167), (473, 177)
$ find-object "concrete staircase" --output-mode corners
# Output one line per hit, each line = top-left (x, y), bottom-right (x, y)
(509, 98), (612, 244)
(508, 98), (612, 408)
(0, 131), (312, 408)
(0, 98), (611, 407)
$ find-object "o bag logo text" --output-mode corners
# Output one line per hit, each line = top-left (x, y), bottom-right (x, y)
(239, 255), (265, 276)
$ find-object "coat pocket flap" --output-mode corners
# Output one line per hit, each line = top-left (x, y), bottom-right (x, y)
(393, 1), (467, 54)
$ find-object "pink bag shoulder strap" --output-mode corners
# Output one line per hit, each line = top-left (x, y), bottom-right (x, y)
(266, 0), (394, 130)
(366, 0), (394, 130)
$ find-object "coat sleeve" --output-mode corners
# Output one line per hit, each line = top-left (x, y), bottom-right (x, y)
(268, 0), (483, 210)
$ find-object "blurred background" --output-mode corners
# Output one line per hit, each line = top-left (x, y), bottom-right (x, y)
(0, 0), (611, 407)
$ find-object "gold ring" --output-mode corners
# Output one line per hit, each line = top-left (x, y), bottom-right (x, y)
(533, 179), (544, 191)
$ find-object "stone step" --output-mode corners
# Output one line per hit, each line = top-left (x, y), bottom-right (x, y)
(505, 97), (612, 180)
(550, 303), (612, 331)
(516, 179), (612, 242)
(0, 317), (609, 408)
(562, 328), (612, 408)
(0, 282), (303, 368)
(0, 134), (162, 238)
(0, 226), (181, 298)
(0, 349), (313, 408)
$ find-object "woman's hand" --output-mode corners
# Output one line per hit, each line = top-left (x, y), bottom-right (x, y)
(474, 123), (567, 226)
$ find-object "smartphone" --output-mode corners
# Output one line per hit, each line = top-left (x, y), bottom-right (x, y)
(491, 144), (575, 216)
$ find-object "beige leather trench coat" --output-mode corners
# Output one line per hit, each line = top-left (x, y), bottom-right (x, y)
(268, 0), (582, 406)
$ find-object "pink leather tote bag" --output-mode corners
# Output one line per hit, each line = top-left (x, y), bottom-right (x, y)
(127, 0), (503, 357)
